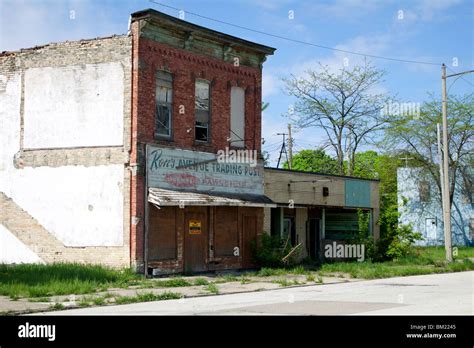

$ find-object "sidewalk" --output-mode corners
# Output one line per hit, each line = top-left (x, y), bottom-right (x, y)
(0, 273), (357, 315)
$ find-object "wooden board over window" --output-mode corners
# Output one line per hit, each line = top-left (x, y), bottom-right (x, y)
(214, 206), (239, 257)
(148, 205), (177, 261)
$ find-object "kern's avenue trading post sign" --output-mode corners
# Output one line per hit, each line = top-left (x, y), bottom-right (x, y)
(146, 145), (264, 195)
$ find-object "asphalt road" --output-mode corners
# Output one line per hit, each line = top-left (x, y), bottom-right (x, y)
(41, 271), (473, 315)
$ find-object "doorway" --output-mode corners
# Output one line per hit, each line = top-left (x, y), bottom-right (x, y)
(242, 215), (257, 268)
(308, 218), (320, 261)
(283, 217), (296, 246)
(184, 207), (208, 273)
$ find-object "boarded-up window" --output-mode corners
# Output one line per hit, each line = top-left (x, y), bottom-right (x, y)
(148, 205), (177, 261)
(214, 207), (239, 256)
(155, 71), (173, 138)
(195, 80), (210, 142)
(230, 87), (245, 147)
(419, 181), (430, 203)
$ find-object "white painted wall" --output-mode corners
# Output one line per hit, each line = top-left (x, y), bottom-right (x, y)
(0, 73), (21, 171)
(0, 224), (44, 264)
(0, 165), (124, 247)
(23, 62), (124, 148)
(0, 67), (125, 250)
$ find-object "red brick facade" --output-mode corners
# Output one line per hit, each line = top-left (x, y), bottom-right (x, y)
(129, 15), (272, 273)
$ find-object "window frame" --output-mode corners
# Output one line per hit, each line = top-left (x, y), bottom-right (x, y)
(194, 79), (211, 143)
(155, 70), (173, 140)
(230, 86), (245, 148)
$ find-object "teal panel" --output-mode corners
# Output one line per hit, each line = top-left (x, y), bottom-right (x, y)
(345, 180), (371, 208)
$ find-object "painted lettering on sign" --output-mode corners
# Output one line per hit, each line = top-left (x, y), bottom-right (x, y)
(146, 146), (264, 195)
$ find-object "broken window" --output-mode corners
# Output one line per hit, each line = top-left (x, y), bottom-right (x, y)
(155, 71), (173, 139)
(419, 181), (430, 203)
(230, 87), (245, 147)
(195, 80), (210, 142)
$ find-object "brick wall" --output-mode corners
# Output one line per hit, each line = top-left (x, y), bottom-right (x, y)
(0, 35), (132, 268)
(129, 20), (265, 271)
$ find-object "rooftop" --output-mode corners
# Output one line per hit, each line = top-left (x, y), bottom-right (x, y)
(131, 8), (276, 56)
(264, 167), (380, 182)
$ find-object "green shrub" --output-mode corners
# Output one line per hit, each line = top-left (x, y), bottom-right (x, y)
(251, 233), (298, 268)
(386, 224), (423, 259)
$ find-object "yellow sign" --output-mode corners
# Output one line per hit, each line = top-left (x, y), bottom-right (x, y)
(189, 220), (202, 235)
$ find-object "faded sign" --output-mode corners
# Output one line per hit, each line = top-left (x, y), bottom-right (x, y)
(189, 220), (202, 235)
(146, 146), (264, 195)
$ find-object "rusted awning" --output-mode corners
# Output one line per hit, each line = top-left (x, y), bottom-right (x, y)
(148, 187), (276, 208)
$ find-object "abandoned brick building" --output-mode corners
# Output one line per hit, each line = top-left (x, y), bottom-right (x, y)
(0, 9), (276, 274)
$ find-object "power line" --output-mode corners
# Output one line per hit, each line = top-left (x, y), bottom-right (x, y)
(446, 66), (474, 88)
(149, 1), (442, 67)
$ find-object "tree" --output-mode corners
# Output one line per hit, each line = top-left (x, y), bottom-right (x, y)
(283, 60), (390, 176)
(282, 148), (339, 175)
(383, 93), (473, 208)
(351, 150), (379, 179)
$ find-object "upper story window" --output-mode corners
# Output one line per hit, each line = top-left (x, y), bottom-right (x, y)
(195, 80), (210, 142)
(230, 87), (245, 148)
(419, 181), (430, 203)
(155, 71), (173, 139)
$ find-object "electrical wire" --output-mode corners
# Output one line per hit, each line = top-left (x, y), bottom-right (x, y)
(149, 1), (442, 67)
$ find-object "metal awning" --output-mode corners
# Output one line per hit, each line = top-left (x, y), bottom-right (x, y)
(148, 187), (276, 208)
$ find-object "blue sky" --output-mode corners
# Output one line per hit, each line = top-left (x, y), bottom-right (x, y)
(1, 0), (472, 164)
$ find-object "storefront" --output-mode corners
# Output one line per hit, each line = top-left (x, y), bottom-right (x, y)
(264, 168), (380, 262)
(145, 145), (275, 275)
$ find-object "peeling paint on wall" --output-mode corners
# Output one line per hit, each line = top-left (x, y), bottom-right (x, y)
(23, 62), (124, 148)
(398, 168), (473, 246)
(1, 165), (124, 247)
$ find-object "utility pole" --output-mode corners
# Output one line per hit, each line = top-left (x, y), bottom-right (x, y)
(440, 64), (474, 262)
(441, 63), (452, 262)
(287, 124), (293, 170)
(437, 123), (446, 231)
(276, 132), (288, 169)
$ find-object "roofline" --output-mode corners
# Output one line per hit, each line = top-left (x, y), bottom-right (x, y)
(0, 34), (128, 57)
(264, 167), (381, 182)
(131, 8), (276, 55)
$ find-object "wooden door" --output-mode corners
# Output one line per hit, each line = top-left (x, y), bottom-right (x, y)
(242, 215), (257, 268)
(184, 208), (208, 273)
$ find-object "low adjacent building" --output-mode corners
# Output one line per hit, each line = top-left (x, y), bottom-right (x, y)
(263, 168), (380, 261)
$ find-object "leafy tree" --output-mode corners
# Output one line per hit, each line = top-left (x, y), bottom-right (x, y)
(283, 60), (390, 175)
(351, 150), (379, 179)
(383, 93), (473, 208)
(283, 148), (339, 174)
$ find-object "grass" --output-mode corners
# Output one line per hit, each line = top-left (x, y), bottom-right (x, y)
(146, 278), (192, 288)
(204, 283), (219, 294)
(115, 292), (183, 305)
(49, 303), (64, 310)
(272, 278), (301, 287)
(28, 296), (50, 303)
(319, 247), (474, 279)
(193, 278), (209, 286)
(0, 263), (141, 299)
(257, 266), (311, 277)
(1, 247), (471, 301)
(240, 277), (251, 284)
